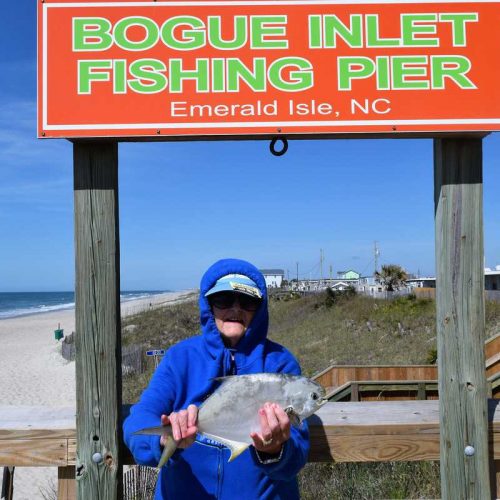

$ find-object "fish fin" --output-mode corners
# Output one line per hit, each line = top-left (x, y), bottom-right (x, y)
(202, 432), (249, 462)
(134, 425), (170, 436)
(227, 442), (250, 462)
(158, 435), (178, 468)
(284, 406), (301, 427)
(133, 425), (176, 468)
(212, 376), (235, 383)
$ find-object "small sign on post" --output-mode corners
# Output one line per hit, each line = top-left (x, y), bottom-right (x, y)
(146, 349), (166, 368)
(54, 323), (64, 341)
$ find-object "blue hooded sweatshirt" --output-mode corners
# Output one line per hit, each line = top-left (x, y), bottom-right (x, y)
(123, 259), (309, 499)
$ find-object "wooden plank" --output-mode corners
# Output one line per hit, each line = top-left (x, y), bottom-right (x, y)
(434, 137), (490, 500)
(309, 433), (500, 463)
(74, 142), (122, 500)
(309, 434), (441, 463)
(0, 439), (67, 466)
(486, 333), (500, 360)
(58, 466), (76, 500)
(487, 352), (500, 380)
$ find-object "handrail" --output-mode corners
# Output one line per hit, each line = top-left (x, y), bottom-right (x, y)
(1, 401), (500, 465)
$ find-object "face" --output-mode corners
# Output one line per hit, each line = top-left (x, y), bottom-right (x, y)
(209, 292), (261, 347)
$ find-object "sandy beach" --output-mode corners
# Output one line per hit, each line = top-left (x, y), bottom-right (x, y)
(0, 290), (196, 500)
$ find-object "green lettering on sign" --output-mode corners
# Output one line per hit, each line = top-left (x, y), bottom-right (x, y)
(251, 16), (288, 49)
(73, 18), (112, 51)
(114, 17), (159, 51)
(129, 59), (167, 93)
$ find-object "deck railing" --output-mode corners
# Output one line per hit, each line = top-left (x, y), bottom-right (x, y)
(2, 401), (500, 499)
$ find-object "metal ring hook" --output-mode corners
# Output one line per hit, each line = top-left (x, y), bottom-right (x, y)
(270, 137), (288, 157)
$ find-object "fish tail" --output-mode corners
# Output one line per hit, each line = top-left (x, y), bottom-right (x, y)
(158, 435), (178, 468)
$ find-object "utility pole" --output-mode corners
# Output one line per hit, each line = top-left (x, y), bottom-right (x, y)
(296, 262), (299, 288)
(374, 241), (380, 276)
(320, 249), (324, 283)
(329, 264), (333, 280)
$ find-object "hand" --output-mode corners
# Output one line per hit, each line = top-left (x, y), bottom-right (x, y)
(250, 402), (291, 455)
(160, 404), (198, 449)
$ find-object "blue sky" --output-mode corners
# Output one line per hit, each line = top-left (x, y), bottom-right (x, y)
(1, 3), (499, 292)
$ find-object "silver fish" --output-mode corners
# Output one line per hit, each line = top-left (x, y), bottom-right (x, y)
(134, 373), (327, 467)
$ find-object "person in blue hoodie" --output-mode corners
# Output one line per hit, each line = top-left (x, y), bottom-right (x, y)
(123, 258), (309, 499)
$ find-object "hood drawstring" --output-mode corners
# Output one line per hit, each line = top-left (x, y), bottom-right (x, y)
(224, 348), (237, 376)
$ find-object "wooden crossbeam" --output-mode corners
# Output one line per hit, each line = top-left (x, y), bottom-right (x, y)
(1, 401), (500, 466)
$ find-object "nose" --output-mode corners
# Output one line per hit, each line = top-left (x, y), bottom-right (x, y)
(228, 297), (243, 310)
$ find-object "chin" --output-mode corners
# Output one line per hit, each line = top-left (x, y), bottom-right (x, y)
(224, 330), (245, 338)
(221, 328), (246, 343)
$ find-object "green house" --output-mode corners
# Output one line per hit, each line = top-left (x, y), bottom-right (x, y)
(337, 270), (360, 280)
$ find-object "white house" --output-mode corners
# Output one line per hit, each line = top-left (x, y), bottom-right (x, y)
(485, 267), (500, 290)
(260, 269), (285, 288)
(357, 276), (384, 295)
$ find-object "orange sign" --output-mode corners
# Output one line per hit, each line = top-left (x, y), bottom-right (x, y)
(38, 0), (500, 138)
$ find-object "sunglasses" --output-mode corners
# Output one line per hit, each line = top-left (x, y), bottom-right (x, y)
(209, 292), (262, 312)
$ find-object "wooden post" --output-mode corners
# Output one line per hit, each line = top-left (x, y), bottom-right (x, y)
(434, 137), (490, 499)
(74, 142), (122, 499)
(1, 466), (14, 500)
(58, 466), (76, 500)
(350, 383), (359, 402)
(417, 382), (426, 401)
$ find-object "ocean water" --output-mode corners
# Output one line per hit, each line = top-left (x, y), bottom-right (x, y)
(0, 291), (168, 319)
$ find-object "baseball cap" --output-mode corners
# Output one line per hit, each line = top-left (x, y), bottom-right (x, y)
(205, 274), (262, 299)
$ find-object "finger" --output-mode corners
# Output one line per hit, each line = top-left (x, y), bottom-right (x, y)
(169, 412), (181, 441)
(161, 414), (169, 426)
(259, 405), (273, 443)
(178, 410), (188, 439)
(264, 403), (280, 435)
(273, 404), (291, 440)
(250, 432), (264, 448)
(187, 404), (198, 428)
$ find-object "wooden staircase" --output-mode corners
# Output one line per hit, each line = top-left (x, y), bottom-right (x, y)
(314, 332), (500, 401)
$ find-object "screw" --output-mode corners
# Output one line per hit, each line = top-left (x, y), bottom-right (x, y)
(41, 132), (46, 137)
(277, 128), (281, 133)
(464, 445), (475, 456)
(92, 452), (103, 463)
(157, 129), (161, 134)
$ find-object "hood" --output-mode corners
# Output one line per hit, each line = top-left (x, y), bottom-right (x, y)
(199, 258), (268, 359)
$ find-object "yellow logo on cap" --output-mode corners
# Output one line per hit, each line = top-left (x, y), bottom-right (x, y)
(229, 282), (262, 298)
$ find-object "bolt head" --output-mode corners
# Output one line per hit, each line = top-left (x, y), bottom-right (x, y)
(92, 452), (103, 463)
(464, 445), (475, 456)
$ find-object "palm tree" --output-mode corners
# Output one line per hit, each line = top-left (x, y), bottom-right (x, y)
(375, 264), (408, 291)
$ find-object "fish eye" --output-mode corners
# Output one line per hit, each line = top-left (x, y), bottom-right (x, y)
(310, 392), (318, 400)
